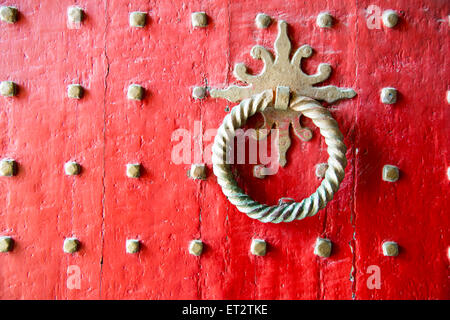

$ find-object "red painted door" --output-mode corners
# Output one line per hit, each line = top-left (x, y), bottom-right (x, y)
(0, 0), (448, 300)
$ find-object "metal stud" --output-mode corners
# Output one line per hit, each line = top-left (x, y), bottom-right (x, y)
(315, 163), (329, 179)
(0, 236), (14, 253)
(446, 90), (449, 104)
(190, 163), (206, 180)
(251, 239), (267, 256)
(63, 238), (80, 254)
(382, 10), (399, 28)
(447, 167), (450, 181)
(0, 6), (18, 24)
(188, 240), (203, 256)
(380, 87), (397, 104)
(64, 161), (80, 176)
(191, 12), (208, 28)
(382, 164), (399, 182)
(316, 12), (333, 28)
(0, 81), (17, 97)
(314, 237), (332, 258)
(126, 239), (140, 254)
(127, 84), (144, 101)
(382, 241), (399, 256)
(255, 13), (272, 29)
(129, 11), (147, 28)
(67, 6), (84, 24)
(192, 86), (206, 99)
(126, 163), (141, 178)
(0, 159), (16, 177)
(67, 84), (84, 99)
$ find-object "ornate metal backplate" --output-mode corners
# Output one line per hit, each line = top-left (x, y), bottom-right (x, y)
(211, 20), (356, 167)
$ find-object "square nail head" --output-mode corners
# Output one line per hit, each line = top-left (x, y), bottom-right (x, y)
(0, 81), (17, 97)
(67, 6), (84, 23)
(0, 236), (14, 252)
(382, 165), (399, 182)
(251, 239), (267, 256)
(191, 12), (208, 28)
(0, 6), (18, 24)
(129, 12), (147, 27)
(127, 84), (144, 100)
(0, 159), (16, 177)
(189, 240), (203, 256)
(126, 163), (141, 178)
(382, 241), (399, 256)
(126, 239), (140, 254)
(67, 84), (84, 99)
(381, 87), (397, 104)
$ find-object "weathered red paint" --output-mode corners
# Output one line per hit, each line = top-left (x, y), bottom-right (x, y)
(0, 0), (448, 299)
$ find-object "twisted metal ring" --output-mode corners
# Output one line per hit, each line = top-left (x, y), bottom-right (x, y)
(212, 90), (347, 223)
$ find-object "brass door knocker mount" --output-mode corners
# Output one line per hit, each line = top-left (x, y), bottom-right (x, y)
(210, 19), (356, 223)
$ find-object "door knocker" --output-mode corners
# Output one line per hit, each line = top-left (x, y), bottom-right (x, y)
(210, 19), (356, 223)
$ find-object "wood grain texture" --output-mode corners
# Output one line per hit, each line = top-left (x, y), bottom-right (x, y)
(0, 0), (448, 299)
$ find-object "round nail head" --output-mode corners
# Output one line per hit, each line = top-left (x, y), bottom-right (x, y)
(314, 237), (332, 258)
(382, 10), (398, 28)
(127, 84), (144, 100)
(316, 12), (333, 28)
(63, 238), (80, 254)
(65, 162), (80, 176)
(255, 13), (272, 29)
(192, 86), (206, 99)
